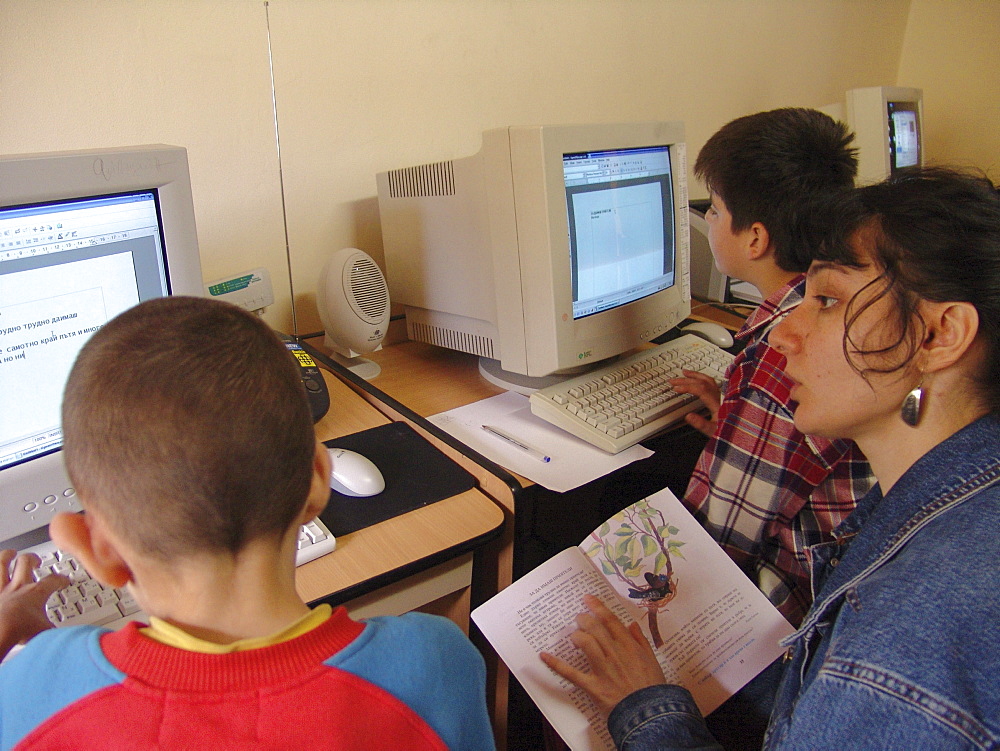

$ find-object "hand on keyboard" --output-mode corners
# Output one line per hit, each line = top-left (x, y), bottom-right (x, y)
(669, 368), (724, 437)
(529, 334), (734, 453)
(0, 550), (70, 655)
(16, 518), (337, 632)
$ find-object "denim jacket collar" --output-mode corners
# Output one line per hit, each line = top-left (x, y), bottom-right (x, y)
(789, 414), (1000, 645)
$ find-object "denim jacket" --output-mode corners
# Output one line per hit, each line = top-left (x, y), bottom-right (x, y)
(608, 415), (1000, 750)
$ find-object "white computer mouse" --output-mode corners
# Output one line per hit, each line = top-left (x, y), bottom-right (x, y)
(681, 321), (735, 349)
(327, 448), (385, 498)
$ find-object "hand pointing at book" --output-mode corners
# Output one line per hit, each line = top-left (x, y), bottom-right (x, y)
(540, 595), (667, 718)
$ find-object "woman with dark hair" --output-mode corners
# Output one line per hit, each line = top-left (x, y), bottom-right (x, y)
(542, 167), (1000, 750)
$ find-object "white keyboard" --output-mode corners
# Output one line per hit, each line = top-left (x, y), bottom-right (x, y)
(294, 518), (338, 566)
(529, 334), (734, 454)
(22, 518), (336, 630)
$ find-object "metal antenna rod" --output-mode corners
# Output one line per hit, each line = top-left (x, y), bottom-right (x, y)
(264, 1), (298, 336)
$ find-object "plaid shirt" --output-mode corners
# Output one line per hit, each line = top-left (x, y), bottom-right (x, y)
(682, 275), (874, 626)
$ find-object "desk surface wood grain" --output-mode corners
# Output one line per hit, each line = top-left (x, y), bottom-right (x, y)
(365, 340), (505, 417)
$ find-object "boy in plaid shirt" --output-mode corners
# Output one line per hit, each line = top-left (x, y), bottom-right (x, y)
(672, 109), (874, 626)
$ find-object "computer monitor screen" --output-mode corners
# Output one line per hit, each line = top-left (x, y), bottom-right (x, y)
(565, 146), (676, 320)
(376, 123), (691, 390)
(0, 145), (203, 543)
(1, 191), (172, 470)
(887, 100), (921, 171)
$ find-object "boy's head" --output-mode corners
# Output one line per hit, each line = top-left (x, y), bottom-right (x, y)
(694, 107), (857, 272)
(61, 296), (318, 561)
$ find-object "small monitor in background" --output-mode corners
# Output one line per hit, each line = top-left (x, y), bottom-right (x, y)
(827, 85), (925, 185)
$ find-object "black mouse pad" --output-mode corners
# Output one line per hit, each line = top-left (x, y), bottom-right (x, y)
(320, 421), (476, 537)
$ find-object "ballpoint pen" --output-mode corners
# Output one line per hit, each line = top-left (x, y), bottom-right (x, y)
(481, 424), (551, 463)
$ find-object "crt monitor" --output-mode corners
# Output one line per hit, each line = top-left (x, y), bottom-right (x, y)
(842, 86), (924, 185)
(376, 122), (691, 391)
(0, 145), (204, 544)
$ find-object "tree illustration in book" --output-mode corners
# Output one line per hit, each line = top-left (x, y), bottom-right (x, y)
(580, 498), (683, 648)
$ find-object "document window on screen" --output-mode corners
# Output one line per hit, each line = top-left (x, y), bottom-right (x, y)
(0, 192), (169, 471)
(565, 146), (676, 320)
(889, 107), (920, 169)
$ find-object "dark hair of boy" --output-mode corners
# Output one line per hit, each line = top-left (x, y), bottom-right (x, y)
(694, 107), (858, 272)
(61, 296), (316, 560)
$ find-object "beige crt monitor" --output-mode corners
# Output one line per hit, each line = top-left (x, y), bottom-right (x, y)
(376, 122), (691, 391)
(823, 86), (924, 186)
(0, 145), (204, 544)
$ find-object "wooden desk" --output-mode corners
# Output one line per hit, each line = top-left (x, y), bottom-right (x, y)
(690, 298), (753, 331)
(354, 339), (505, 419)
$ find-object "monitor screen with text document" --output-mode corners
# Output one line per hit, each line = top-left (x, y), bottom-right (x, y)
(0, 145), (204, 544)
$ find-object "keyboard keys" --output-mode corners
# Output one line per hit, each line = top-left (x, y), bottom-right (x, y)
(295, 519), (338, 566)
(529, 333), (735, 453)
(18, 517), (337, 630)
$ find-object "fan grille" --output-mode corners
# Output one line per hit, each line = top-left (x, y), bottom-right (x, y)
(348, 256), (389, 322)
(385, 161), (455, 198)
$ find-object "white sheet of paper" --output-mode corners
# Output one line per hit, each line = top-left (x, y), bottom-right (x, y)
(428, 392), (652, 492)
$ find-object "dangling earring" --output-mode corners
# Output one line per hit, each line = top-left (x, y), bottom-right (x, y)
(901, 380), (924, 427)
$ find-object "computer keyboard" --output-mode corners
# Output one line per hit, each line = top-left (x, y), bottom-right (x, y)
(529, 334), (734, 454)
(294, 518), (338, 566)
(20, 518), (336, 630)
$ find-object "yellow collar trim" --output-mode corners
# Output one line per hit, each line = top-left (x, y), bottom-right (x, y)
(140, 604), (333, 653)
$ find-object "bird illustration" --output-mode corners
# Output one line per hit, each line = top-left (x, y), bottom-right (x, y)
(627, 572), (672, 602)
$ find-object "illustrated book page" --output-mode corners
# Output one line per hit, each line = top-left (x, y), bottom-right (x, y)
(471, 487), (795, 750)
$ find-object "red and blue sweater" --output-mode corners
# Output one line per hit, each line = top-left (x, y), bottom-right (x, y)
(0, 607), (494, 750)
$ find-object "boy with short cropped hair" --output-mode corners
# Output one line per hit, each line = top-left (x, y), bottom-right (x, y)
(0, 296), (494, 750)
(672, 108), (874, 626)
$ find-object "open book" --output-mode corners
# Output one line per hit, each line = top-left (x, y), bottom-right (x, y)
(472, 487), (794, 751)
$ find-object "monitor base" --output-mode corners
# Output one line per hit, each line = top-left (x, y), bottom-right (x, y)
(478, 358), (591, 396)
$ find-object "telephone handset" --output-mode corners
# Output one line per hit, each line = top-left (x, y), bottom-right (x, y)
(278, 334), (330, 423)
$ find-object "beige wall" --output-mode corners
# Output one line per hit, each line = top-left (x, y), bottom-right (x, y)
(2, 1), (288, 319)
(898, 0), (1000, 177)
(3, 0), (994, 335)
